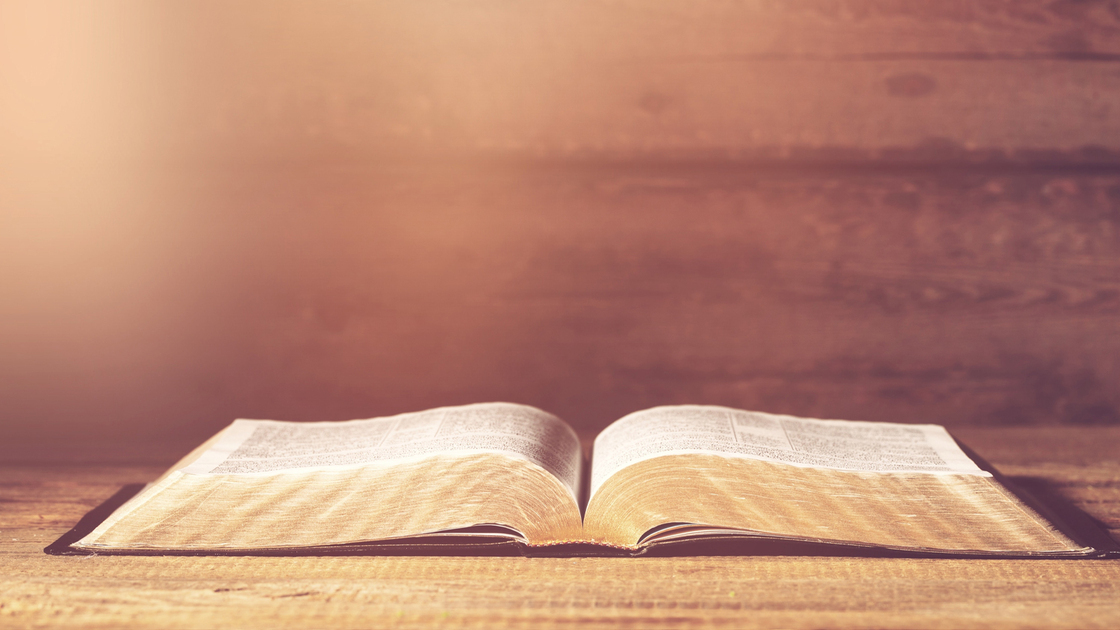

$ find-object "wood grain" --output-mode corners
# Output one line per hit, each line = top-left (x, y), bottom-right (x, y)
(4, 162), (1118, 452)
(2, 2), (1120, 454)
(1, 428), (1117, 629)
(139, 1), (1120, 159)
(4, 0), (1120, 163)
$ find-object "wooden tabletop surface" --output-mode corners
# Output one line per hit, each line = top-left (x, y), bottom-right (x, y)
(2, 427), (1117, 629)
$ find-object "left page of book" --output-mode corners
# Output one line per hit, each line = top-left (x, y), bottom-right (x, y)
(75, 403), (586, 550)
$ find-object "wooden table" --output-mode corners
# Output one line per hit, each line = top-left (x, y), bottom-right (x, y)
(2, 427), (1118, 629)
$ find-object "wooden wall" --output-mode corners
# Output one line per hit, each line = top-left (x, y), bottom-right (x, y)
(1, 1), (1118, 457)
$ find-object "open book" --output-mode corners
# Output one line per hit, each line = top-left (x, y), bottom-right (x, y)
(54, 403), (1112, 557)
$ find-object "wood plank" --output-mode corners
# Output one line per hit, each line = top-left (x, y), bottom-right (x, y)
(4, 1), (1120, 162)
(1, 428), (1118, 629)
(144, 1), (1120, 158)
(2, 556), (1119, 629)
(4, 162), (1118, 451)
(954, 427), (1120, 466)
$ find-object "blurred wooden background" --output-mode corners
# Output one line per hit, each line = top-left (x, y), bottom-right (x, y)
(1, 1), (1119, 458)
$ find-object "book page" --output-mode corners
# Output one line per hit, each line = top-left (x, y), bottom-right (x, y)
(179, 402), (583, 500)
(590, 405), (989, 498)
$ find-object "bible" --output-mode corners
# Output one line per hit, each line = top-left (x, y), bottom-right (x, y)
(50, 402), (1112, 557)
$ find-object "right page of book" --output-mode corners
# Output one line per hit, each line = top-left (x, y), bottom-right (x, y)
(586, 406), (1087, 554)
